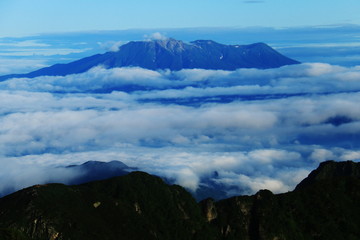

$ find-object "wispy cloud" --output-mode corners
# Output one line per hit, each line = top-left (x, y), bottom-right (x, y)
(144, 32), (168, 41)
(0, 59), (48, 75)
(97, 41), (126, 52)
(0, 40), (50, 48)
(0, 48), (91, 57)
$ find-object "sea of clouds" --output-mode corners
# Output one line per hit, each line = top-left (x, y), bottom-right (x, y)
(1, 62), (360, 197)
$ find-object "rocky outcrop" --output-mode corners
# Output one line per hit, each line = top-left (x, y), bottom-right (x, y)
(200, 198), (218, 222)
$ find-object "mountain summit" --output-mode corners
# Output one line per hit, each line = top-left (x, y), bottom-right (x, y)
(0, 38), (299, 80)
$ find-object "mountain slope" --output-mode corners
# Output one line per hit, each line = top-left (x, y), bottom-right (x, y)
(0, 172), (214, 240)
(207, 160), (360, 240)
(295, 160), (360, 190)
(0, 161), (359, 240)
(0, 39), (299, 81)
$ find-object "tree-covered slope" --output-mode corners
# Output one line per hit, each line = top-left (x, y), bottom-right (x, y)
(0, 172), (214, 240)
(0, 161), (359, 240)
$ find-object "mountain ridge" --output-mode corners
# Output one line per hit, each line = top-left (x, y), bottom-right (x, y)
(295, 160), (360, 190)
(0, 38), (299, 81)
(0, 160), (360, 239)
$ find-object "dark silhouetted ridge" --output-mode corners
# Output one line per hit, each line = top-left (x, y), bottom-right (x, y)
(295, 160), (360, 190)
(1, 161), (359, 239)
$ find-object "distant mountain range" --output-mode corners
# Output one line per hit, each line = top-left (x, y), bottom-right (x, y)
(0, 160), (359, 240)
(0, 38), (299, 81)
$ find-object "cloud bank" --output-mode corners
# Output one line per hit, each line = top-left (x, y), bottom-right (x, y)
(0, 63), (360, 197)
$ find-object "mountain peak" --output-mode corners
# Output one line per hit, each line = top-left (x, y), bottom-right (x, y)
(296, 160), (360, 190)
(152, 38), (186, 52)
(0, 38), (300, 81)
(190, 39), (221, 45)
(65, 160), (135, 185)
(152, 37), (179, 43)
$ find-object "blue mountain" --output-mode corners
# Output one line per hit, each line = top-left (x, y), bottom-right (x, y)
(65, 160), (136, 185)
(0, 38), (299, 80)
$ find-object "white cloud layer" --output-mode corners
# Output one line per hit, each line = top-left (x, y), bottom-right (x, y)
(0, 62), (360, 197)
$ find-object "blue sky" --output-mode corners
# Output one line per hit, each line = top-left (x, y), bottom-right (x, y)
(1, 0), (360, 37)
